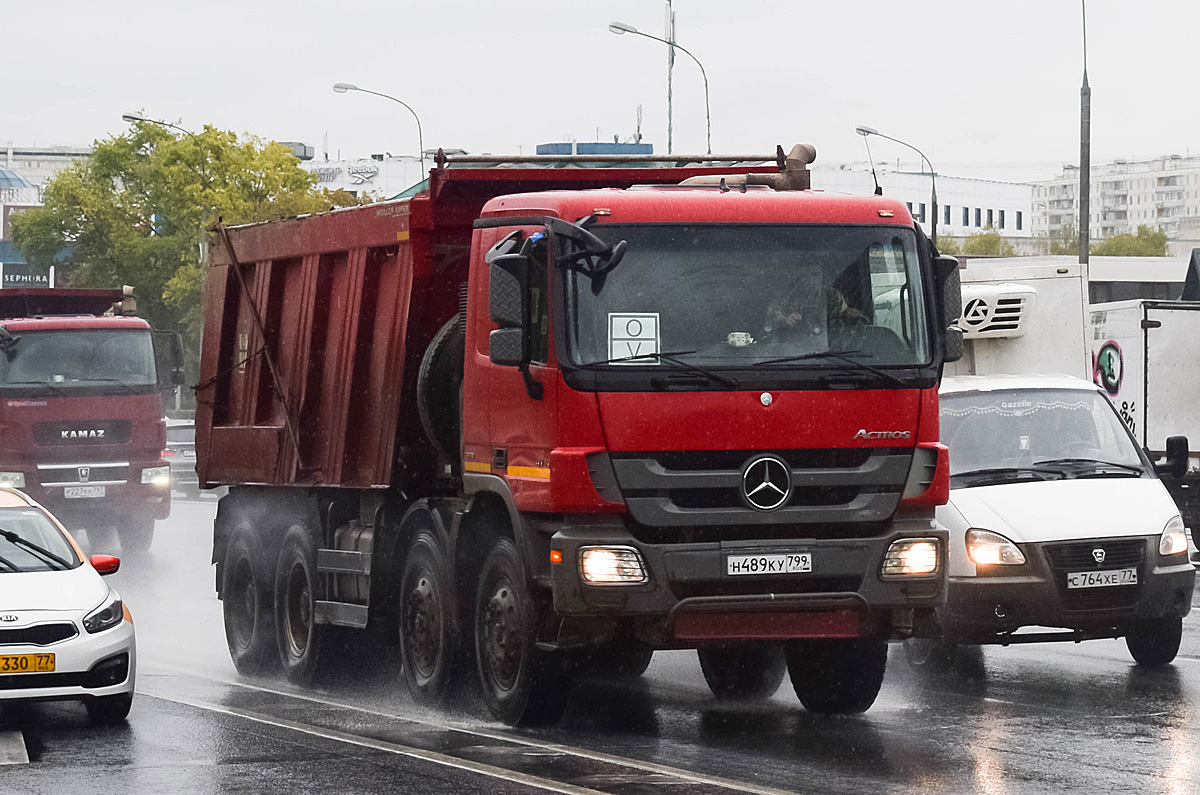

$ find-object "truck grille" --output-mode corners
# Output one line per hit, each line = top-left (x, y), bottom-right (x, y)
(0, 622), (78, 646)
(33, 420), (131, 446)
(1043, 539), (1145, 611)
(37, 462), (129, 486)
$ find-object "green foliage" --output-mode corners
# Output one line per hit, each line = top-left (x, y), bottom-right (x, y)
(960, 227), (1015, 257)
(1090, 225), (1168, 257)
(11, 122), (363, 374)
(934, 235), (961, 255)
(1047, 225), (1079, 255)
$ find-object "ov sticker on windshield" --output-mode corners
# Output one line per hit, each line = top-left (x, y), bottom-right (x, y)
(608, 313), (660, 364)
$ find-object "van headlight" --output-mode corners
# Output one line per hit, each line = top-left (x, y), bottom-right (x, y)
(1159, 516), (1189, 557)
(966, 529), (1026, 566)
(142, 466), (171, 486)
(83, 590), (124, 634)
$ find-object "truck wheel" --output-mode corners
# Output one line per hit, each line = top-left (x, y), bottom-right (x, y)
(1126, 617), (1183, 667)
(275, 526), (324, 684)
(475, 537), (571, 726)
(399, 532), (459, 702)
(902, 638), (959, 673)
(119, 518), (155, 554)
(585, 645), (654, 679)
(222, 529), (278, 674)
(785, 638), (888, 714)
(698, 647), (787, 700)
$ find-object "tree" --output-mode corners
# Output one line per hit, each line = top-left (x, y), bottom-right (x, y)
(1047, 225), (1079, 255)
(934, 235), (961, 255)
(1090, 225), (1168, 257)
(960, 227), (1015, 257)
(11, 122), (362, 375)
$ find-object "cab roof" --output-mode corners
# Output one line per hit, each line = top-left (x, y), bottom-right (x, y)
(0, 315), (150, 333)
(940, 374), (1102, 395)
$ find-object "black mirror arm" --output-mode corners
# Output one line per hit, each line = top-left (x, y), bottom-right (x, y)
(519, 364), (543, 401)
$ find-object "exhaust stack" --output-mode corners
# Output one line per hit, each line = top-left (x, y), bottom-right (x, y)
(678, 143), (816, 191)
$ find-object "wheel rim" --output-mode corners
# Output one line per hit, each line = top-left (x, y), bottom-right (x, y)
(482, 578), (521, 692)
(284, 560), (311, 658)
(404, 571), (441, 680)
(230, 557), (257, 650)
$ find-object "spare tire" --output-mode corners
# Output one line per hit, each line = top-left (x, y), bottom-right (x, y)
(417, 317), (465, 466)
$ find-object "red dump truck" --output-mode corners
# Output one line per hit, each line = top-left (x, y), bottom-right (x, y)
(0, 287), (185, 551)
(197, 145), (963, 724)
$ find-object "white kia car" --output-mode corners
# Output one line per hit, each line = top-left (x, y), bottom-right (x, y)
(0, 488), (136, 723)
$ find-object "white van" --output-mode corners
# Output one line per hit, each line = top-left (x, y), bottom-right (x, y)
(908, 374), (1196, 668)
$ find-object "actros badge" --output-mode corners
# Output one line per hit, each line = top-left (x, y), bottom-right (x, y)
(741, 455), (792, 511)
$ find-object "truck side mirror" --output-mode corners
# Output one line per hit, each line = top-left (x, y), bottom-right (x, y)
(153, 330), (188, 389)
(934, 255), (963, 362)
(944, 326), (964, 363)
(1156, 435), (1190, 480)
(488, 254), (531, 368)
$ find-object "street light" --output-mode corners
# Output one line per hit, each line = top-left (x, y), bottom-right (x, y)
(1078, 0), (1091, 267)
(332, 82), (426, 180)
(856, 125), (938, 246)
(608, 19), (711, 154)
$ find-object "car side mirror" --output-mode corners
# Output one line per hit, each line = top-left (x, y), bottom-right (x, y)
(1156, 435), (1190, 480)
(90, 554), (121, 576)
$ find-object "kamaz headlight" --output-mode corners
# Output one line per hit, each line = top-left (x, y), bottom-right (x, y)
(0, 472), (26, 489)
(141, 466), (170, 486)
(83, 590), (124, 634)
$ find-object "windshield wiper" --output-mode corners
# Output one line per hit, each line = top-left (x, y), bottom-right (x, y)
(80, 377), (136, 393)
(579, 350), (739, 389)
(0, 553), (18, 572)
(752, 350), (904, 386)
(1, 380), (69, 397)
(953, 466), (1066, 481)
(1035, 458), (1143, 474)
(0, 528), (71, 571)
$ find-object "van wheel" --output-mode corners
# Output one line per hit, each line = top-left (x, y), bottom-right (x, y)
(785, 639), (888, 713)
(1126, 617), (1183, 667)
(902, 638), (959, 672)
(400, 531), (459, 702)
(119, 518), (155, 554)
(222, 529), (278, 674)
(86, 693), (133, 725)
(275, 526), (325, 684)
(698, 648), (786, 699)
(475, 538), (570, 726)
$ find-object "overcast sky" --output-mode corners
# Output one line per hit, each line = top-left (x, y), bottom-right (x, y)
(6, 0), (1198, 183)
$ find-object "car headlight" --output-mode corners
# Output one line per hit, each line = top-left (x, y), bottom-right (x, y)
(881, 538), (941, 577)
(141, 465), (171, 486)
(0, 472), (26, 488)
(966, 529), (1026, 566)
(83, 590), (124, 634)
(1159, 516), (1189, 557)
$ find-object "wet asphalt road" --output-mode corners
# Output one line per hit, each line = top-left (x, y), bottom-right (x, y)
(4, 499), (1200, 794)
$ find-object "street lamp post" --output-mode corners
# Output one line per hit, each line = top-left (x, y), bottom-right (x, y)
(1079, 0), (1091, 267)
(608, 20), (711, 155)
(855, 125), (938, 247)
(332, 83), (425, 181)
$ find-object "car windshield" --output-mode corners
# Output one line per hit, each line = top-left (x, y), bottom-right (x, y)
(565, 224), (931, 370)
(0, 507), (81, 572)
(0, 329), (157, 389)
(941, 387), (1145, 479)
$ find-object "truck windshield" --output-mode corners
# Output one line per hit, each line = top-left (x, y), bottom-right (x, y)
(0, 329), (157, 390)
(564, 224), (931, 371)
(941, 388), (1145, 479)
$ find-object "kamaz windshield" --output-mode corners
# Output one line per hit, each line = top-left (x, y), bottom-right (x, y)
(0, 329), (157, 390)
(564, 224), (931, 372)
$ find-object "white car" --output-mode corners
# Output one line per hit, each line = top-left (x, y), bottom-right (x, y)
(0, 488), (136, 723)
(907, 375), (1196, 669)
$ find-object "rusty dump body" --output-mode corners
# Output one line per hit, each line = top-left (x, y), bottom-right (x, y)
(196, 161), (777, 490)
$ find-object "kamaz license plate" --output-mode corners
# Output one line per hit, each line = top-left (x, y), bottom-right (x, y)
(727, 553), (812, 576)
(64, 485), (105, 499)
(1067, 567), (1138, 589)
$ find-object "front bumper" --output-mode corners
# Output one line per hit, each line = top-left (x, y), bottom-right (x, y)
(938, 535), (1195, 642)
(0, 618), (136, 704)
(549, 516), (947, 646)
(27, 479), (171, 525)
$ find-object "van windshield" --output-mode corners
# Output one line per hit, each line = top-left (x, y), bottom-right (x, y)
(941, 388), (1144, 478)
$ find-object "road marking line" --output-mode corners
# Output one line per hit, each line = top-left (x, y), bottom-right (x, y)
(138, 688), (604, 795)
(0, 730), (29, 765)
(140, 663), (802, 795)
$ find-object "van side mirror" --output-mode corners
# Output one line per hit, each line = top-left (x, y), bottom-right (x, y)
(1156, 435), (1190, 480)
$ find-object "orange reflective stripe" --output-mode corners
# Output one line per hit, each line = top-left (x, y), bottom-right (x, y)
(506, 466), (550, 480)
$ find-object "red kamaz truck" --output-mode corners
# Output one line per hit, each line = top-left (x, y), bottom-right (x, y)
(0, 287), (185, 551)
(197, 145), (964, 724)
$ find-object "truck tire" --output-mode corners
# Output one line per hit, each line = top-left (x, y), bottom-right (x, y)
(1126, 617), (1183, 667)
(698, 647), (787, 700)
(785, 638), (888, 714)
(222, 529), (278, 674)
(417, 317), (464, 466)
(119, 518), (155, 554)
(475, 537), (571, 726)
(583, 645), (654, 679)
(399, 531), (459, 702)
(274, 525), (325, 684)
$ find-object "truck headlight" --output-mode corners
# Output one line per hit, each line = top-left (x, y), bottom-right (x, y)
(1159, 516), (1189, 557)
(881, 538), (941, 577)
(83, 590), (124, 634)
(578, 546), (648, 585)
(0, 472), (25, 488)
(966, 529), (1026, 566)
(141, 466), (171, 486)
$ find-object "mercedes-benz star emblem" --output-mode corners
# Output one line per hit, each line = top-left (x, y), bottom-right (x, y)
(741, 455), (791, 511)
(1092, 548), (1106, 564)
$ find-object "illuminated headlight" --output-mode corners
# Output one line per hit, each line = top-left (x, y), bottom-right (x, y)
(881, 538), (941, 577)
(966, 529), (1027, 566)
(578, 546), (648, 585)
(83, 590), (124, 634)
(0, 472), (25, 488)
(141, 466), (171, 486)
(1159, 516), (1189, 557)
